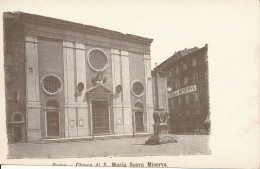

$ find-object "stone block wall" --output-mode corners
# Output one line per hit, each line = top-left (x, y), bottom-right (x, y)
(4, 13), (27, 143)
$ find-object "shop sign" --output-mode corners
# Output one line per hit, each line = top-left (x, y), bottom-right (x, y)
(168, 85), (196, 98)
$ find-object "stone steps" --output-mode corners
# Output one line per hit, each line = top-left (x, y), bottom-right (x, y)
(33, 133), (152, 144)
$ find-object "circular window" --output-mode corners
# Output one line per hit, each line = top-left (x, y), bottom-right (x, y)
(42, 75), (62, 95)
(132, 81), (144, 97)
(88, 49), (108, 71)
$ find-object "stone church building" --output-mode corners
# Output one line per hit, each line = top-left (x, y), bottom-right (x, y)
(4, 12), (154, 143)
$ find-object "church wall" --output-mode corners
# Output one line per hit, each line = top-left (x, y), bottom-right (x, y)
(38, 37), (65, 138)
(129, 52), (147, 132)
(4, 12), (154, 142)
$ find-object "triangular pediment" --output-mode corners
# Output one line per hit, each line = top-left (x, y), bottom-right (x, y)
(86, 84), (113, 94)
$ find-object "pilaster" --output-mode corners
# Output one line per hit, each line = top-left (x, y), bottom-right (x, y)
(75, 43), (89, 136)
(25, 35), (41, 141)
(63, 41), (76, 137)
(120, 50), (132, 134)
(144, 54), (154, 133)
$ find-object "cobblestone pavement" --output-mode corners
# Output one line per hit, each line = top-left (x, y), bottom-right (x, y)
(8, 135), (210, 159)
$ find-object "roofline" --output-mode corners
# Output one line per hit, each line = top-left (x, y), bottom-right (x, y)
(155, 44), (208, 71)
(4, 11), (153, 44)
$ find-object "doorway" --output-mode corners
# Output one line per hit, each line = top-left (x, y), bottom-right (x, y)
(11, 112), (25, 143)
(135, 111), (144, 132)
(92, 100), (110, 135)
(13, 126), (22, 143)
(46, 111), (60, 137)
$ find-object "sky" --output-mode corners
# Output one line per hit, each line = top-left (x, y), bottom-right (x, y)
(0, 0), (259, 167)
(0, 0), (259, 68)
(0, 0), (247, 68)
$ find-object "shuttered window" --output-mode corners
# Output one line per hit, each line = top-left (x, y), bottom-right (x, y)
(178, 96), (182, 105)
(176, 66), (179, 74)
(185, 94), (190, 104)
(183, 63), (187, 70)
(193, 73), (199, 82)
(184, 76), (188, 85)
(194, 92), (199, 102)
(192, 59), (197, 67)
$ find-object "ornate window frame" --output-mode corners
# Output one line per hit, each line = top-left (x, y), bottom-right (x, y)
(87, 48), (109, 72)
(131, 80), (145, 97)
(41, 74), (63, 95)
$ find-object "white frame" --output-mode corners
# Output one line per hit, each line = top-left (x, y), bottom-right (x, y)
(79, 119), (84, 126)
(41, 74), (63, 96)
(131, 80), (145, 97)
(87, 48), (109, 72)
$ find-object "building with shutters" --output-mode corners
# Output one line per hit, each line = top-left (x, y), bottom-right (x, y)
(4, 12), (154, 143)
(154, 45), (210, 134)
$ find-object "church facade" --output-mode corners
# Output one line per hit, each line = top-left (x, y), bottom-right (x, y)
(4, 12), (154, 143)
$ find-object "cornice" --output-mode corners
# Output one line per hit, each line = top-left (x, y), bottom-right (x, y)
(25, 29), (151, 55)
(4, 12), (153, 45)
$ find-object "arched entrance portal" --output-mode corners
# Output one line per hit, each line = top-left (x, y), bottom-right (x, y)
(10, 112), (25, 143)
(45, 99), (61, 137)
(86, 84), (114, 136)
(134, 102), (144, 132)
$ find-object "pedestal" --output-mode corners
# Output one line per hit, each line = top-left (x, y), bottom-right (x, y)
(145, 123), (177, 145)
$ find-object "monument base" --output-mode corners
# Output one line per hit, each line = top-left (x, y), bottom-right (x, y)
(145, 123), (177, 145)
(145, 134), (177, 145)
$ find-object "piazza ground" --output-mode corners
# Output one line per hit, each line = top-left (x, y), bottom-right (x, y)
(8, 135), (210, 158)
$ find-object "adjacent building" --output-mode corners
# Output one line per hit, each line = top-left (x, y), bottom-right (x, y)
(4, 12), (154, 143)
(154, 45), (210, 134)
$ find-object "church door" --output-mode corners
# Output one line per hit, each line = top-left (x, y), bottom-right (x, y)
(135, 111), (144, 132)
(13, 126), (22, 143)
(92, 100), (110, 135)
(46, 111), (60, 137)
